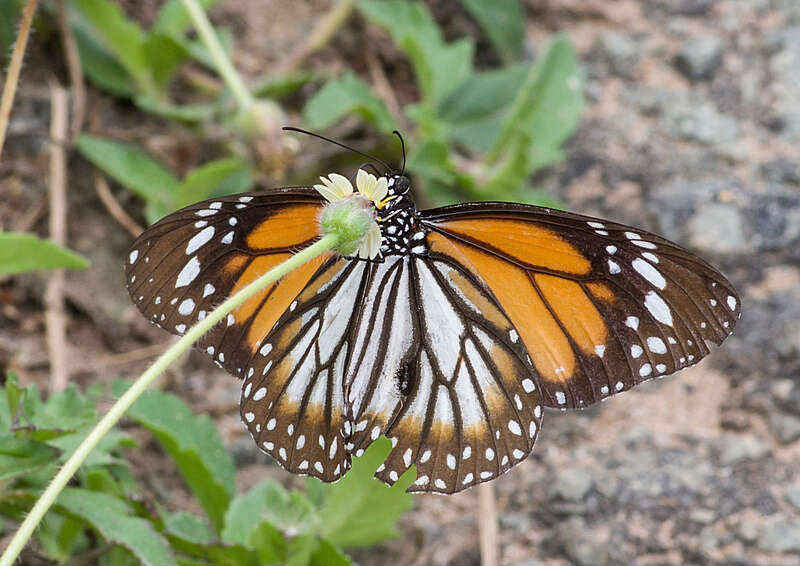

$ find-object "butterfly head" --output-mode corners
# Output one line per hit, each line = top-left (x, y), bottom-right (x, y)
(314, 169), (420, 260)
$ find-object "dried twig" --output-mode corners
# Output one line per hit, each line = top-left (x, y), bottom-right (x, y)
(273, 0), (356, 74)
(93, 170), (143, 238)
(478, 482), (499, 566)
(57, 0), (85, 138)
(365, 49), (404, 129)
(45, 83), (69, 393)
(74, 343), (170, 373)
(0, 0), (40, 159)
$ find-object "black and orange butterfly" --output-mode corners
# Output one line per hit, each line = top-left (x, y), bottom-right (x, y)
(125, 143), (739, 494)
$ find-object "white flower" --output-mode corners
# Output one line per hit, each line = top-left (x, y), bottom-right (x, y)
(357, 221), (382, 259)
(314, 169), (386, 259)
(314, 173), (354, 202)
(355, 169), (388, 206)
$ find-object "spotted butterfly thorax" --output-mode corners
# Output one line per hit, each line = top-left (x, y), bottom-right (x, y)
(125, 167), (739, 494)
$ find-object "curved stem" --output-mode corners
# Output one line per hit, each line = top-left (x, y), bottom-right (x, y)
(0, 0), (40, 160)
(179, 0), (254, 111)
(0, 234), (339, 566)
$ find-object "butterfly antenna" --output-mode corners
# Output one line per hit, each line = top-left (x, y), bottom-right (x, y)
(393, 130), (406, 175)
(282, 126), (393, 174)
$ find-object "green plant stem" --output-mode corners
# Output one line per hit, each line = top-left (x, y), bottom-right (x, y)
(180, 0), (254, 111)
(0, 0), (39, 160)
(0, 233), (339, 566)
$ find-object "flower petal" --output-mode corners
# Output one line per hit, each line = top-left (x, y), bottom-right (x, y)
(315, 173), (354, 202)
(358, 221), (382, 259)
(355, 169), (387, 204)
(314, 183), (339, 202)
(372, 176), (388, 203)
(328, 173), (354, 199)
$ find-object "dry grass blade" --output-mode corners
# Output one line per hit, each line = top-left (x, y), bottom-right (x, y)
(478, 482), (498, 566)
(0, 0), (40, 159)
(45, 82), (69, 393)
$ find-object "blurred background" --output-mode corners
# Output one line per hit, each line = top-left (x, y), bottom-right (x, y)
(1, 0), (799, 564)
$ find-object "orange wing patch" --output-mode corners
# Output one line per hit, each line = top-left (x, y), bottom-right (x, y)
(435, 218), (591, 275)
(534, 274), (608, 358)
(429, 232), (577, 384)
(244, 253), (330, 353)
(246, 204), (320, 250)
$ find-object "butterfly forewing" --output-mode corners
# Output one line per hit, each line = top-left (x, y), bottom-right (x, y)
(421, 204), (740, 409)
(125, 189), (325, 376)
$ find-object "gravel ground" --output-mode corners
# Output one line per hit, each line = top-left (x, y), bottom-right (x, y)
(2, 1), (799, 565)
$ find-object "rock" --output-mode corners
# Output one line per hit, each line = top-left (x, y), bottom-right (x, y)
(716, 434), (770, 465)
(675, 36), (724, 80)
(663, 98), (740, 145)
(557, 518), (612, 566)
(745, 192), (800, 252)
(686, 203), (748, 254)
(785, 484), (800, 511)
(510, 561), (545, 566)
(672, 0), (716, 16)
(499, 512), (532, 532)
(769, 27), (800, 140)
(758, 517), (800, 554)
(598, 32), (639, 76)
(551, 468), (595, 501)
(767, 412), (800, 444)
(761, 158), (800, 185)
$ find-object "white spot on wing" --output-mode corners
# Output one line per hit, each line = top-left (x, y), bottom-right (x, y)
(644, 291), (673, 326)
(176, 257), (201, 287)
(632, 258), (666, 290)
(186, 226), (215, 255)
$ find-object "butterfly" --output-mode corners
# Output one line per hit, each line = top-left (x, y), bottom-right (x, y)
(125, 143), (740, 494)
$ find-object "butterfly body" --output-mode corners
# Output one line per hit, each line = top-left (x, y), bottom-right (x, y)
(126, 169), (739, 494)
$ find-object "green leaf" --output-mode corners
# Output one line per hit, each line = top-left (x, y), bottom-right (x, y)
(0, 233), (89, 275)
(286, 534), (318, 566)
(438, 63), (530, 153)
(488, 34), (583, 171)
(153, 0), (220, 36)
(253, 72), (315, 99)
(222, 479), (317, 546)
(112, 382), (235, 534)
(309, 539), (353, 566)
(0, 1), (22, 66)
(48, 428), (134, 467)
(5, 372), (23, 423)
(57, 488), (178, 566)
(144, 33), (192, 91)
(0, 434), (60, 481)
(303, 73), (396, 133)
(174, 158), (252, 209)
(135, 96), (218, 122)
(319, 437), (414, 548)
(164, 512), (214, 544)
(248, 521), (285, 564)
(71, 0), (155, 96)
(461, 0), (524, 63)
(37, 512), (87, 562)
(71, 21), (134, 96)
(359, 1), (473, 107)
(76, 134), (179, 224)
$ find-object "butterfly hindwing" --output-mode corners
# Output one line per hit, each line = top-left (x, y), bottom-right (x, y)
(239, 257), (369, 481)
(345, 254), (544, 494)
(421, 204), (740, 409)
